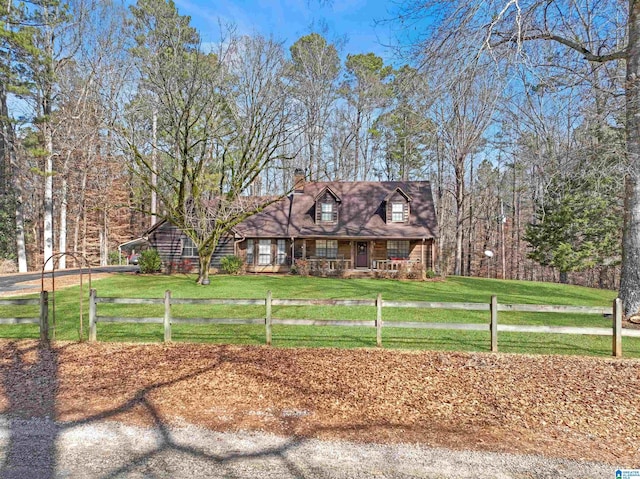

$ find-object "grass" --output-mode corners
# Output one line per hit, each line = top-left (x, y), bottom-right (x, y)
(1, 273), (637, 358)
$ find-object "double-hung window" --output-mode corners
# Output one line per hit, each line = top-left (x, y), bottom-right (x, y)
(258, 239), (272, 265)
(316, 239), (338, 258)
(276, 239), (287, 265)
(182, 237), (198, 257)
(246, 239), (254, 264)
(321, 202), (334, 222)
(387, 240), (409, 259)
(391, 202), (405, 222)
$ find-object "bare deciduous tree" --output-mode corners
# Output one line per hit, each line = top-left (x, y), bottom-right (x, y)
(126, 0), (297, 284)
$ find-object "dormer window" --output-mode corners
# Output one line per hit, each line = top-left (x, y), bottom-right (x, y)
(321, 202), (334, 222)
(391, 202), (405, 222)
(385, 187), (411, 224)
(315, 187), (340, 224)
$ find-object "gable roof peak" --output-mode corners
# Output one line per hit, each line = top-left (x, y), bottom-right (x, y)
(385, 186), (412, 202)
(314, 185), (342, 202)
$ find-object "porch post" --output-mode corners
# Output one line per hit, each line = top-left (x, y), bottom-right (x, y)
(290, 238), (295, 266)
(370, 240), (374, 268)
(431, 240), (437, 271)
(350, 241), (354, 269)
(302, 239), (307, 259)
(421, 239), (426, 280)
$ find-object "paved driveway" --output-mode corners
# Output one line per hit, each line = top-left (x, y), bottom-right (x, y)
(0, 418), (615, 479)
(0, 266), (138, 294)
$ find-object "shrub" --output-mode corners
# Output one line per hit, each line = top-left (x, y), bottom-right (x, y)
(404, 262), (421, 280)
(312, 259), (331, 277)
(396, 262), (409, 280)
(426, 269), (436, 279)
(108, 251), (126, 265)
(334, 259), (346, 278)
(291, 258), (309, 276)
(220, 255), (244, 275)
(139, 249), (162, 273)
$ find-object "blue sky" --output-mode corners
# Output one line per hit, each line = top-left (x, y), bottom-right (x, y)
(174, 0), (400, 60)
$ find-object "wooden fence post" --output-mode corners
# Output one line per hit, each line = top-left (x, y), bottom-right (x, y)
(89, 289), (97, 342)
(266, 290), (272, 346)
(39, 291), (49, 343)
(490, 295), (498, 353)
(376, 293), (382, 347)
(164, 290), (172, 343)
(613, 297), (622, 358)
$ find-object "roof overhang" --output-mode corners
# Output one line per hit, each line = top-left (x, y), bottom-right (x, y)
(314, 186), (342, 202)
(385, 187), (412, 203)
(118, 237), (149, 251)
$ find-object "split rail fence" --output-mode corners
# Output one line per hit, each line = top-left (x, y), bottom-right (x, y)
(87, 289), (640, 357)
(0, 291), (49, 342)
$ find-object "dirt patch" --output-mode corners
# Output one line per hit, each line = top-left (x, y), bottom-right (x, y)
(0, 340), (637, 467)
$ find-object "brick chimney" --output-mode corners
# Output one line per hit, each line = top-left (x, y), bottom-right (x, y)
(293, 168), (305, 193)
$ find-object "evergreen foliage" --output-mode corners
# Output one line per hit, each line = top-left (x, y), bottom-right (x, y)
(525, 176), (622, 282)
(139, 248), (162, 273)
(220, 255), (243, 275)
(0, 195), (16, 260)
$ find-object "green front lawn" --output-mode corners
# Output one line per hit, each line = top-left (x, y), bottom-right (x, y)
(1, 273), (636, 358)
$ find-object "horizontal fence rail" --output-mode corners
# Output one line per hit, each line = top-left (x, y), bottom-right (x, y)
(0, 291), (49, 341)
(86, 289), (640, 357)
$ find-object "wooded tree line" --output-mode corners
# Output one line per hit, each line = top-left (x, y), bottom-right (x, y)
(0, 0), (632, 297)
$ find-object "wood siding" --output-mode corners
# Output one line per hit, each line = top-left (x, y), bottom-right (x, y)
(241, 238), (292, 273)
(149, 223), (183, 265)
(211, 236), (234, 268)
(148, 222), (234, 271)
(385, 190), (410, 224)
(337, 241), (351, 259)
(372, 241), (386, 262)
(315, 190), (339, 224)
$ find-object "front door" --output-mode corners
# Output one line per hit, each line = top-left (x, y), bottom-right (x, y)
(356, 241), (368, 268)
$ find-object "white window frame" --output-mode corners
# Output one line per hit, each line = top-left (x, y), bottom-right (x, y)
(258, 239), (272, 265)
(182, 237), (198, 257)
(391, 202), (405, 222)
(246, 239), (254, 265)
(316, 239), (338, 258)
(387, 240), (410, 259)
(276, 239), (287, 265)
(321, 202), (334, 222)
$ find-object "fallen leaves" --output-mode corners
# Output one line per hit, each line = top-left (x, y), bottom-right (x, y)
(0, 340), (637, 466)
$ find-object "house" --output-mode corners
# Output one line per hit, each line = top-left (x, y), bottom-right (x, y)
(145, 173), (438, 275)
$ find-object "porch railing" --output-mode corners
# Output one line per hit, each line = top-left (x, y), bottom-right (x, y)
(307, 258), (352, 271)
(374, 259), (419, 271)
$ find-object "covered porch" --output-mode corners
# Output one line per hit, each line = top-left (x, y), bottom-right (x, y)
(294, 238), (434, 273)
(238, 237), (436, 274)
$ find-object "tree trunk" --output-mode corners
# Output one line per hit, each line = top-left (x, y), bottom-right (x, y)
(197, 249), (214, 285)
(151, 108), (157, 226)
(101, 208), (108, 266)
(454, 157), (465, 276)
(13, 157), (27, 272)
(559, 270), (568, 284)
(620, 0), (640, 316)
(74, 152), (90, 266)
(3, 85), (27, 272)
(58, 176), (68, 269)
(466, 161), (474, 276)
(353, 108), (361, 180)
(43, 124), (54, 270)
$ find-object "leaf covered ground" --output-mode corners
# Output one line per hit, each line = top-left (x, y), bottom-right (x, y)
(0, 340), (637, 467)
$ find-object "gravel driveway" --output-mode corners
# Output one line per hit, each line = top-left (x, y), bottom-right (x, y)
(0, 417), (615, 478)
